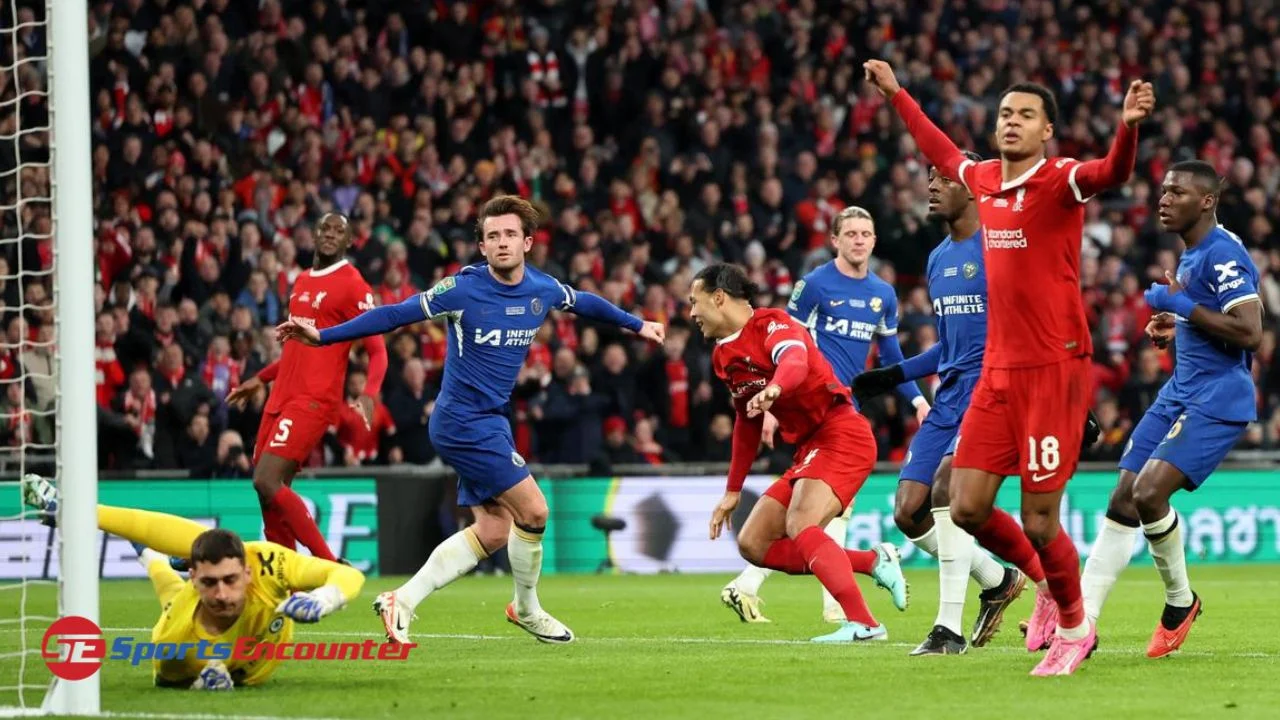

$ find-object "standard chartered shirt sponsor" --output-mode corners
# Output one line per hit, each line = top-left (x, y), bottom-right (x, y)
(984, 228), (1027, 249)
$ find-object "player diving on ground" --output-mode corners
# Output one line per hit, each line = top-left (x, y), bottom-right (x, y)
(21, 474), (365, 689)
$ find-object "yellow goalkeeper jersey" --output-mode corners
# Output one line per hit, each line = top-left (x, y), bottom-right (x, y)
(147, 541), (364, 687)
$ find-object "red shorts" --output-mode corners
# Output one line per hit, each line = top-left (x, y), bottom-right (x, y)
(953, 356), (1090, 493)
(254, 400), (333, 465)
(764, 406), (876, 510)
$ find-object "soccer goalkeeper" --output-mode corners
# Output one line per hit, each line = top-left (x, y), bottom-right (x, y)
(22, 474), (364, 689)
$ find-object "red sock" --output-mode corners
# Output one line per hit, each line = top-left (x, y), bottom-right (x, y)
(794, 526), (875, 626)
(1038, 529), (1085, 628)
(761, 538), (808, 574)
(974, 508), (1046, 583)
(269, 487), (336, 561)
(261, 503), (296, 549)
(845, 549), (878, 575)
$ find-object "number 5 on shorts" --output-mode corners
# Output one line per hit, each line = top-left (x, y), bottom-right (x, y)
(271, 418), (293, 447)
(1027, 435), (1060, 474)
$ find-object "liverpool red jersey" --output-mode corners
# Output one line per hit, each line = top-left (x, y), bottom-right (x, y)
(268, 259), (376, 419)
(891, 90), (1137, 369)
(712, 307), (851, 445)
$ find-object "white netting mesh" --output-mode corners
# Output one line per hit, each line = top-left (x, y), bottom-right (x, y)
(0, 0), (59, 709)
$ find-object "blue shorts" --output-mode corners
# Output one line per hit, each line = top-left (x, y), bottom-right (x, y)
(900, 372), (980, 485)
(429, 407), (530, 506)
(1119, 399), (1247, 488)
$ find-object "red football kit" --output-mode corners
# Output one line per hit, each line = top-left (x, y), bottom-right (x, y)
(891, 90), (1137, 492)
(712, 307), (875, 509)
(254, 259), (389, 464)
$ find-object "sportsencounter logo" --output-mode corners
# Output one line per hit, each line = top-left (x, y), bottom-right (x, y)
(42, 616), (417, 680)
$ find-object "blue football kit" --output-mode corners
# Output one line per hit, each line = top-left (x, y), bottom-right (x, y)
(1121, 226), (1259, 486)
(318, 263), (642, 505)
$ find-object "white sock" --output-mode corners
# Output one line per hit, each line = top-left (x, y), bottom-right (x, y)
(1081, 518), (1139, 625)
(912, 520), (1004, 590)
(398, 527), (486, 610)
(1057, 621), (1090, 640)
(1144, 510), (1193, 607)
(508, 525), (546, 616)
(731, 565), (773, 596)
(819, 514), (849, 612)
(933, 507), (973, 636)
(908, 525), (939, 557)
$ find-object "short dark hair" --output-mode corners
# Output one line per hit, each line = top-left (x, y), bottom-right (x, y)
(475, 195), (542, 243)
(693, 263), (758, 301)
(190, 528), (245, 568)
(1168, 160), (1222, 194)
(1000, 83), (1058, 126)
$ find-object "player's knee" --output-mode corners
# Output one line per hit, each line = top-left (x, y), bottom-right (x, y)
(949, 497), (990, 534)
(892, 500), (928, 538)
(1107, 479), (1139, 522)
(930, 476), (951, 508)
(251, 473), (281, 498)
(1019, 508), (1057, 548)
(1130, 476), (1172, 520)
(516, 503), (549, 530)
(736, 529), (769, 566)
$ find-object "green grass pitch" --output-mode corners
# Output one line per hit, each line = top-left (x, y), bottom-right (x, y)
(3, 566), (1278, 719)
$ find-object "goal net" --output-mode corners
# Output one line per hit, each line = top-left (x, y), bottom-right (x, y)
(1, 0), (98, 715)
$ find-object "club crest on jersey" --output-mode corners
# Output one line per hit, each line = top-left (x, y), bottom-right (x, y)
(530, 297), (543, 315)
(869, 297), (883, 313)
(311, 291), (327, 309)
(963, 262), (978, 279)
(1012, 187), (1026, 213)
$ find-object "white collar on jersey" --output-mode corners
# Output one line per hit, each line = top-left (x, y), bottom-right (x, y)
(1000, 157), (1047, 192)
(309, 258), (350, 277)
(717, 328), (743, 345)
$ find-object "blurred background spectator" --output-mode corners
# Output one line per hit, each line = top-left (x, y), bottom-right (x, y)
(2, 0), (1279, 474)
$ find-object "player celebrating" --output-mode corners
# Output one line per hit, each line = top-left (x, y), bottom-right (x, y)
(22, 474), (365, 689)
(851, 158), (1030, 655)
(1080, 162), (1261, 658)
(721, 205), (927, 624)
(277, 195), (663, 645)
(866, 59), (1154, 675)
(694, 263), (907, 643)
(226, 212), (387, 562)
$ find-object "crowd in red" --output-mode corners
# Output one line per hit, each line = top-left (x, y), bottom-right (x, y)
(3, 0), (1278, 475)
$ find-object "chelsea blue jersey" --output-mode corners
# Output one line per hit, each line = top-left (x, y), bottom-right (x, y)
(1158, 226), (1260, 423)
(925, 230), (987, 379)
(421, 264), (576, 414)
(787, 262), (922, 402)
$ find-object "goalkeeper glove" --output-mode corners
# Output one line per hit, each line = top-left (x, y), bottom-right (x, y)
(851, 364), (905, 405)
(192, 660), (234, 691)
(276, 585), (346, 623)
(1080, 409), (1102, 459)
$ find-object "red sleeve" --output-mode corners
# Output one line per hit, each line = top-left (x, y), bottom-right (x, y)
(727, 410), (764, 492)
(256, 360), (280, 383)
(769, 344), (808, 394)
(362, 334), (388, 398)
(1066, 121), (1138, 201)
(889, 90), (972, 186)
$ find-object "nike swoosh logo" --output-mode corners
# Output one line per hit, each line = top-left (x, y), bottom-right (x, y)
(269, 441), (287, 448)
(829, 300), (845, 306)
(1031, 472), (1057, 483)
(1056, 647), (1082, 673)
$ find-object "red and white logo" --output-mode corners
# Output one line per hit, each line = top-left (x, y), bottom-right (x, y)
(42, 616), (106, 680)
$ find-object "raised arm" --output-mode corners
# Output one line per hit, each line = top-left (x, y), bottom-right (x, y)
(864, 60), (969, 185)
(1070, 81), (1153, 200)
(315, 296), (428, 345)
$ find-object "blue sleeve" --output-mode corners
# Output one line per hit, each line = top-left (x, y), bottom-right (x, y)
(876, 333), (923, 402)
(786, 276), (820, 330)
(566, 290), (643, 332)
(423, 275), (466, 317)
(318, 295), (428, 345)
(1209, 241), (1260, 313)
(876, 291), (900, 336)
(899, 343), (942, 381)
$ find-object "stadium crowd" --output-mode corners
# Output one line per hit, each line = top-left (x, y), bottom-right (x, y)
(4, 0), (1280, 476)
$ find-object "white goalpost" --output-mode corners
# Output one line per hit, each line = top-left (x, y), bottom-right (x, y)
(0, 0), (98, 715)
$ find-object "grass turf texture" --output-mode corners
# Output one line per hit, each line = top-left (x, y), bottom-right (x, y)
(3, 566), (1278, 719)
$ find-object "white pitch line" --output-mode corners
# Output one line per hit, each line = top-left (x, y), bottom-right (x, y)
(0, 711), (347, 720)
(14, 627), (1261, 660)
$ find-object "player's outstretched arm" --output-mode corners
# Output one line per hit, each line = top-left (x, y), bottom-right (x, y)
(98, 505), (209, 559)
(274, 548), (367, 623)
(864, 59), (968, 184)
(1070, 80), (1152, 199)
(279, 296), (428, 347)
(564, 288), (665, 343)
(874, 329), (928, 422)
(852, 344), (941, 404)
